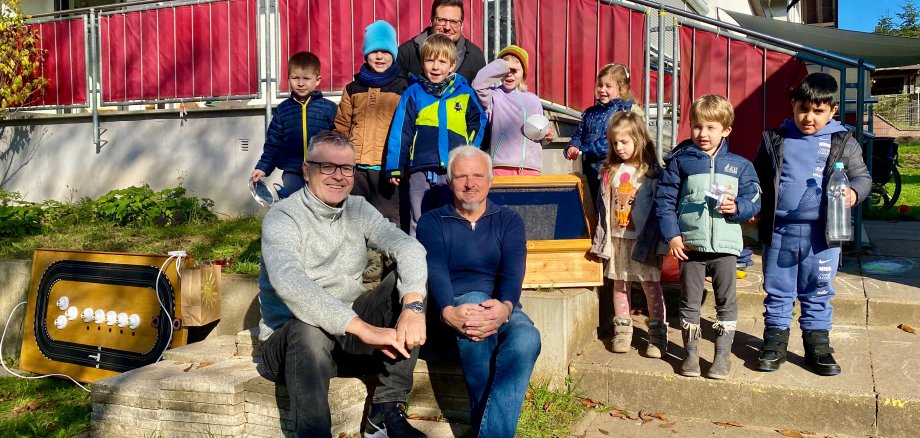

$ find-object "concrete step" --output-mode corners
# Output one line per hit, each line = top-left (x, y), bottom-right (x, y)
(570, 317), (920, 438)
(639, 253), (920, 329)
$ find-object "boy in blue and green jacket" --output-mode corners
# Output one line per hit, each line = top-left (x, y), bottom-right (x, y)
(655, 94), (761, 380)
(384, 33), (486, 236)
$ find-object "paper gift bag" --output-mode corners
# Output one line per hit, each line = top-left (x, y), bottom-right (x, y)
(180, 264), (222, 326)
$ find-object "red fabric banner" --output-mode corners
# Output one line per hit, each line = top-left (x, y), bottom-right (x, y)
(678, 26), (808, 158)
(276, 0), (485, 93)
(27, 18), (87, 107)
(514, 0), (647, 111)
(99, 0), (258, 103)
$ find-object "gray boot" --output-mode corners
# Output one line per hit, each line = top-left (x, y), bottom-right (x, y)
(680, 320), (701, 377)
(707, 320), (736, 380)
(645, 319), (668, 358)
(611, 316), (633, 353)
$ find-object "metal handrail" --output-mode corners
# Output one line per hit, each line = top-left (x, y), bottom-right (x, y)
(613, 0), (876, 70)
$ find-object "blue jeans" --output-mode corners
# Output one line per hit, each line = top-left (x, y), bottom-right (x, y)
(453, 292), (541, 437)
(762, 221), (840, 331)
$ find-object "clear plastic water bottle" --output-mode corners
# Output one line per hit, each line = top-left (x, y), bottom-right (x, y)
(826, 162), (853, 242)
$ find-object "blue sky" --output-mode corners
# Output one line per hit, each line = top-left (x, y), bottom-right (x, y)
(838, 0), (910, 32)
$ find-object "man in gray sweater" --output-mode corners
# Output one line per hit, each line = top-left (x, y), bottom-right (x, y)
(258, 131), (429, 438)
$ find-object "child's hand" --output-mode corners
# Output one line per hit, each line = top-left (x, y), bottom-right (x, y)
(564, 146), (581, 160)
(251, 169), (266, 182)
(669, 236), (689, 261)
(543, 128), (556, 142)
(389, 177), (401, 186)
(845, 188), (858, 208)
(718, 194), (737, 215)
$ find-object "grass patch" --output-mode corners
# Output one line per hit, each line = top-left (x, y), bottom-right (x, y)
(0, 217), (263, 275)
(516, 379), (591, 437)
(0, 377), (91, 438)
(863, 143), (920, 221)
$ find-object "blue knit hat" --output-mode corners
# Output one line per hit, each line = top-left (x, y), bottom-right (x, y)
(363, 20), (398, 59)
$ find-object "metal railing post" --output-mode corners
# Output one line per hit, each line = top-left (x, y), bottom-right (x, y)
(89, 9), (101, 152)
(643, 7), (650, 118)
(263, 0), (273, 129)
(854, 59), (866, 252)
(670, 16), (678, 156)
(656, 7), (664, 157)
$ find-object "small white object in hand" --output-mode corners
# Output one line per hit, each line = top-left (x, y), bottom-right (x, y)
(523, 114), (551, 141)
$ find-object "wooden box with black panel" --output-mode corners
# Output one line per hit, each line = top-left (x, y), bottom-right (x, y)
(488, 175), (603, 288)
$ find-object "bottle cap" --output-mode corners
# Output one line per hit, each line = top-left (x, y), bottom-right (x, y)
(834, 162), (845, 170)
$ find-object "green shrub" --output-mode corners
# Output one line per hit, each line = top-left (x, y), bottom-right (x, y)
(91, 184), (216, 226)
(0, 190), (42, 237)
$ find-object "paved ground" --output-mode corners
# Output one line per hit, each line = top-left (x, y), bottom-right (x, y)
(571, 220), (920, 438)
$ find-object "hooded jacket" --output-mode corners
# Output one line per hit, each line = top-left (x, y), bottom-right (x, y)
(655, 139), (761, 256)
(255, 91), (337, 174)
(472, 59), (546, 171)
(384, 74), (486, 178)
(753, 119), (871, 246)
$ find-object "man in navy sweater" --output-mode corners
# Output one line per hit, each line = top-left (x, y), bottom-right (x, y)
(416, 146), (541, 438)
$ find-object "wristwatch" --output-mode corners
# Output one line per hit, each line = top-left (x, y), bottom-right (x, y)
(402, 301), (425, 314)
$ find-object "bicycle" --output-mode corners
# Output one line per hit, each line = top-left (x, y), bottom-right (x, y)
(868, 136), (901, 211)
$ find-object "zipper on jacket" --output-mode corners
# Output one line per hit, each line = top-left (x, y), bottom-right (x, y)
(709, 149), (716, 251)
(300, 96), (312, 161)
(493, 133), (504, 159)
(517, 92), (528, 170)
(409, 131), (419, 162)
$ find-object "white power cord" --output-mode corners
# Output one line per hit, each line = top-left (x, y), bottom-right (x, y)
(0, 301), (90, 392)
(155, 251), (186, 362)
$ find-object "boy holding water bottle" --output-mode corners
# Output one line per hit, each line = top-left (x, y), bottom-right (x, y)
(752, 72), (871, 376)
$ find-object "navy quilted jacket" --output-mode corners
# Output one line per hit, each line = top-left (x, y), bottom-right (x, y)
(566, 98), (635, 180)
(255, 91), (337, 174)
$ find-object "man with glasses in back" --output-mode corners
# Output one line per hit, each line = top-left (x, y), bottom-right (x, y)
(258, 130), (430, 438)
(396, 0), (486, 82)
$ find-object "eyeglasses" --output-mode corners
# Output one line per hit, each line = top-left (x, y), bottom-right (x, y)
(433, 17), (462, 29)
(307, 161), (356, 177)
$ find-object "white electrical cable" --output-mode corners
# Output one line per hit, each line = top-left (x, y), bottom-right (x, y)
(154, 253), (186, 363)
(0, 301), (90, 393)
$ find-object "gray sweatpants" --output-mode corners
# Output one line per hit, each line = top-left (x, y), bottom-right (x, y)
(679, 251), (738, 324)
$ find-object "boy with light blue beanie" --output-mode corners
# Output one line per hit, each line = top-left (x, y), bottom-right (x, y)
(334, 20), (408, 225)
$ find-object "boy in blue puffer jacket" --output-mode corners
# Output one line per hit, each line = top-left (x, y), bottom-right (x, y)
(384, 33), (486, 236)
(251, 51), (337, 196)
(656, 94), (761, 380)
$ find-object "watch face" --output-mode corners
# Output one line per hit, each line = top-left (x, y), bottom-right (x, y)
(404, 301), (425, 313)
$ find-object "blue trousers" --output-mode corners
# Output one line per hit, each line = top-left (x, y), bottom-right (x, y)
(280, 170), (305, 199)
(407, 172), (450, 237)
(454, 292), (541, 438)
(762, 221), (840, 331)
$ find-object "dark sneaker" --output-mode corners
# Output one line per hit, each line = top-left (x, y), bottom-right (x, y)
(756, 327), (790, 372)
(804, 349), (841, 376)
(803, 330), (841, 376)
(363, 402), (426, 438)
